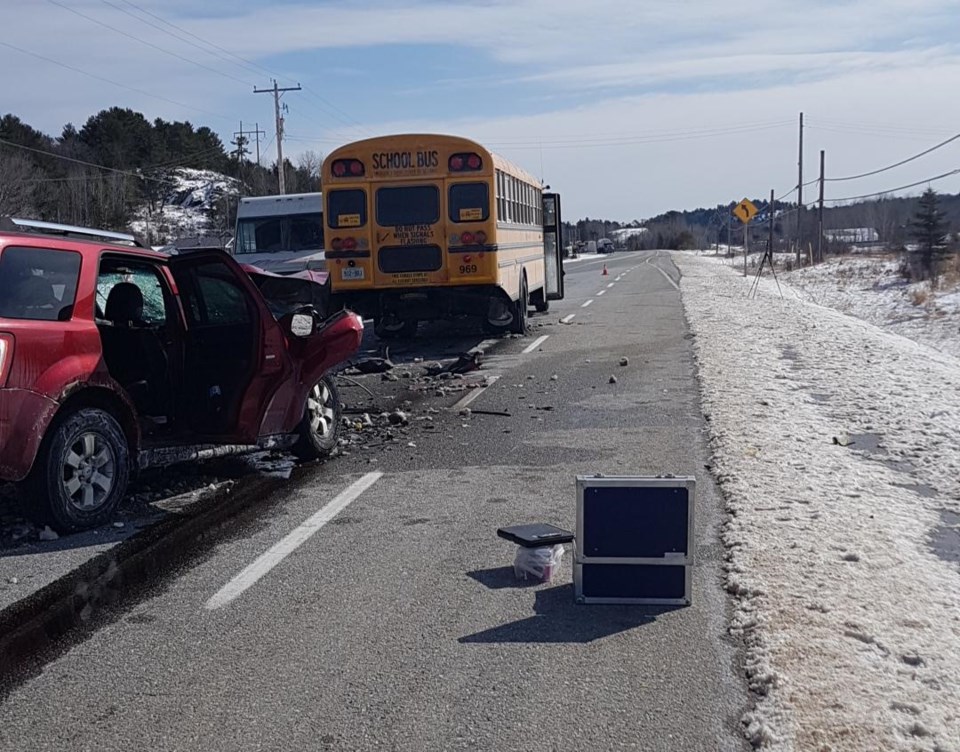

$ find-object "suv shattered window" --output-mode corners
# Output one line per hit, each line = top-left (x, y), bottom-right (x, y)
(0, 246), (81, 322)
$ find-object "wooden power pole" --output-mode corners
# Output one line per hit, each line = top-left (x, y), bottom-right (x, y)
(254, 80), (301, 194)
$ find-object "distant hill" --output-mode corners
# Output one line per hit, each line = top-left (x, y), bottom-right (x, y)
(0, 107), (320, 244)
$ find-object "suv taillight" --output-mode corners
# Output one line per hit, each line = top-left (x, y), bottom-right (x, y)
(0, 334), (13, 387)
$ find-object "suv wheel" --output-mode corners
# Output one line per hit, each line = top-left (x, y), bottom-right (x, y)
(292, 376), (342, 461)
(24, 408), (131, 533)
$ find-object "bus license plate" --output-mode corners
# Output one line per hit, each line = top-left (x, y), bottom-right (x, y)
(342, 267), (365, 280)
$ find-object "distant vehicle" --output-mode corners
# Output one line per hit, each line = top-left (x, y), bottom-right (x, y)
(233, 192), (324, 274)
(322, 133), (565, 338)
(0, 217), (362, 532)
(597, 238), (614, 254)
(585, 240), (597, 254)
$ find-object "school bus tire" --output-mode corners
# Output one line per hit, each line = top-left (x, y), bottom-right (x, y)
(374, 317), (418, 340)
(510, 276), (529, 335)
(531, 287), (550, 313)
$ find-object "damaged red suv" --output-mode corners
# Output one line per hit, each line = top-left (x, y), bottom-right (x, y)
(0, 218), (362, 533)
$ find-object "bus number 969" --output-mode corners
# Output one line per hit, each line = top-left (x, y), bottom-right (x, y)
(459, 264), (478, 275)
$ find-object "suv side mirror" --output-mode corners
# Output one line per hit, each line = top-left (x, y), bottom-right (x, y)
(290, 312), (314, 337)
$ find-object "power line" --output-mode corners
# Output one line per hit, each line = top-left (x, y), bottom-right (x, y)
(807, 117), (955, 138)
(0, 40), (233, 123)
(824, 131), (960, 182)
(100, 0), (264, 80)
(0, 137), (173, 182)
(823, 168), (960, 203)
(485, 120), (794, 148)
(776, 185), (798, 202)
(47, 0), (252, 87)
(108, 0), (370, 137)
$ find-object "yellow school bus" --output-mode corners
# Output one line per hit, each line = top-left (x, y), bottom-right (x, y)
(321, 134), (564, 338)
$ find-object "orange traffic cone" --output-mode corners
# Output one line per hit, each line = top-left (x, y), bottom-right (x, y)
(602, 264), (608, 276)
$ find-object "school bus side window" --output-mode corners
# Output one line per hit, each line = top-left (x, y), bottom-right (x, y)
(328, 189), (367, 228)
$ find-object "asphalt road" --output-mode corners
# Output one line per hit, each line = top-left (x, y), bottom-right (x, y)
(0, 251), (749, 752)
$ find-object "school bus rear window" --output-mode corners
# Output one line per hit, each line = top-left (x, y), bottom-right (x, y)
(449, 183), (489, 223)
(328, 189), (367, 228)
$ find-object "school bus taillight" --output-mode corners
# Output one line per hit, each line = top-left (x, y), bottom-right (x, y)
(449, 153), (482, 172)
(332, 159), (365, 177)
(330, 237), (358, 251)
(453, 230), (487, 246)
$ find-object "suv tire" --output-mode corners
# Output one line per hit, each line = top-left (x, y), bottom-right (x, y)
(292, 376), (342, 461)
(24, 408), (131, 533)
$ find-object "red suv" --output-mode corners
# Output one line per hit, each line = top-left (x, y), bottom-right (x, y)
(0, 218), (362, 533)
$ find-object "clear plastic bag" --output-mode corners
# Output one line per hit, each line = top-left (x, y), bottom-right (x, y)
(513, 544), (565, 583)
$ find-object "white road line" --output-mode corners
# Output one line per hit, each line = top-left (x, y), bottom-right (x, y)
(645, 255), (680, 290)
(560, 313), (575, 324)
(452, 374), (501, 409)
(581, 299), (594, 308)
(597, 290), (606, 296)
(205, 472), (383, 610)
(606, 282), (615, 288)
(522, 334), (550, 354)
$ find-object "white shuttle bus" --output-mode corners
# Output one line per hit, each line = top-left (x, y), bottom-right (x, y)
(232, 192), (324, 274)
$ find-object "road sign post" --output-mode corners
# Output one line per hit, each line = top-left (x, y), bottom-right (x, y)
(732, 198), (758, 277)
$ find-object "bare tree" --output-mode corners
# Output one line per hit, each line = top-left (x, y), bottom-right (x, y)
(297, 150), (323, 190)
(0, 153), (35, 216)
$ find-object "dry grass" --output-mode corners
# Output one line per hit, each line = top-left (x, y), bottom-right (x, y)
(910, 288), (930, 306)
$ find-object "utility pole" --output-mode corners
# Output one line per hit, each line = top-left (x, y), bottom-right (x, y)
(233, 121), (266, 195)
(769, 189), (775, 264)
(796, 111), (804, 265)
(254, 80), (301, 194)
(817, 149), (825, 264)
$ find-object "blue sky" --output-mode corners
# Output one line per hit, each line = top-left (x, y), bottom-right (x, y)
(3, 0), (960, 220)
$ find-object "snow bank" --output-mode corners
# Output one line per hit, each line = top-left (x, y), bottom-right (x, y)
(782, 256), (960, 361)
(675, 254), (960, 751)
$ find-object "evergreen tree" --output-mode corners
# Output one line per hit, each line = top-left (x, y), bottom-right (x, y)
(909, 188), (950, 283)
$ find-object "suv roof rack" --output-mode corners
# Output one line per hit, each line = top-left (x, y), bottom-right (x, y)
(0, 216), (147, 247)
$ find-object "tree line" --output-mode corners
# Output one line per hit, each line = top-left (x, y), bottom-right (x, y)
(0, 108), (321, 241)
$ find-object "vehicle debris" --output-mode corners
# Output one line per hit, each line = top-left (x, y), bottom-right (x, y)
(609, 375), (618, 384)
(619, 357), (630, 366)
(38, 526), (59, 542)
(349, 347), (395, 375)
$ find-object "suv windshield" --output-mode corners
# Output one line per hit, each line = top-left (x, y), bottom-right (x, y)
(0, 246), (81, 322)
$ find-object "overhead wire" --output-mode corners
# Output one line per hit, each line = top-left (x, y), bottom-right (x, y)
(100, 0), (266, 80)
(0, 41), (233, 123)
(823, 168), (960, 203)
(0, 137), (176, 183)
(485, 120), (794, 148)
(823, 131), (960, 182)
(47, 0), (252, 87)
(107, 0), (372, 138)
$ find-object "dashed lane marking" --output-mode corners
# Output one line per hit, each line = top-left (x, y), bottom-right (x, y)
(522, 334), (550, 354)
(205, 472), (384, 610)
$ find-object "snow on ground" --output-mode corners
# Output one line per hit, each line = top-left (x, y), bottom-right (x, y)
(129, 168), (239, 243)
(783, 256), (960, 360)
(707, 252), (960, 359)
(675, 253), (960, 751)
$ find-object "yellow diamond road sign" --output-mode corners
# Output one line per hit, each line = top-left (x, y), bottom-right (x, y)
(733, 198), (758, 224)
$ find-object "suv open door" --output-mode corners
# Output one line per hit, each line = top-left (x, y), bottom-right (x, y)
(166, 250), (294, 442)
(543, 192), (564, 301)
